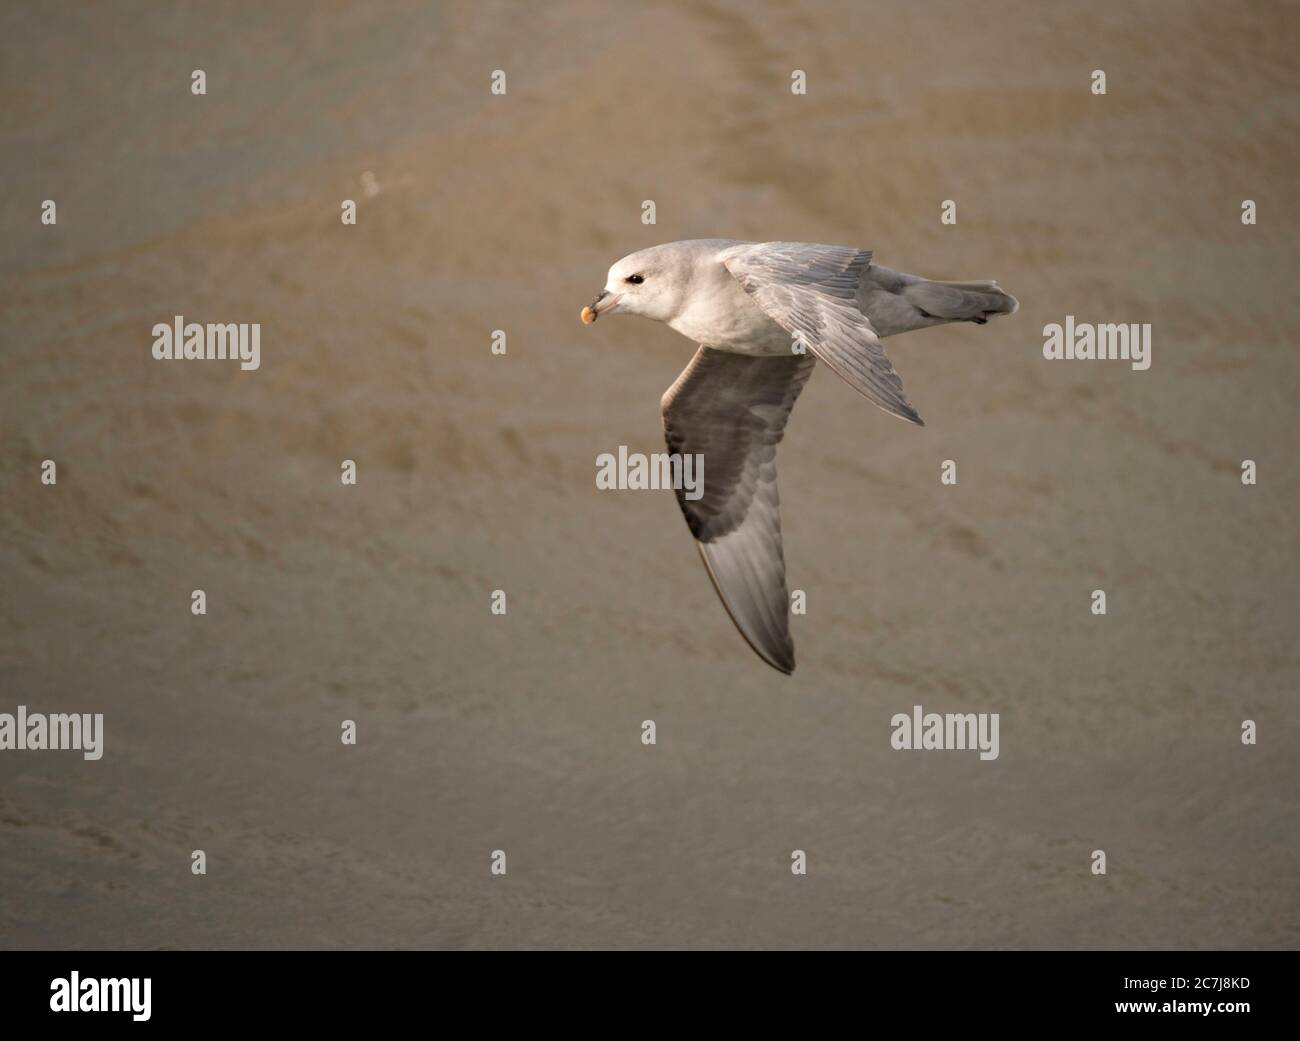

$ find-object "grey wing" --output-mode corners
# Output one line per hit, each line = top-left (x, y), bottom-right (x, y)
(661, 346), (816, 674)
(722, 241), (923, 425)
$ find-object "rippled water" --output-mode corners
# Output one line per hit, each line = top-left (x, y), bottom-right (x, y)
(1, 1), (1296, 948)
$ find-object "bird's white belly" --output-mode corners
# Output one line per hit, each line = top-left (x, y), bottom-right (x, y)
(666, 281), (792, 356)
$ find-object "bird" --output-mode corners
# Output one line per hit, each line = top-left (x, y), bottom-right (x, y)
(581, 239), (1017, 674)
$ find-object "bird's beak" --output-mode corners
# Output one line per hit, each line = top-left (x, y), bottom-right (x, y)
(581, 290), (619, 324)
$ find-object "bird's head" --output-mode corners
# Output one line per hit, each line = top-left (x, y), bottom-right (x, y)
(581, 245), (692, 326)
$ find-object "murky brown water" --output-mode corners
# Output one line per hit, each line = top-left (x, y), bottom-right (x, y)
(1, 0), (1296, 948)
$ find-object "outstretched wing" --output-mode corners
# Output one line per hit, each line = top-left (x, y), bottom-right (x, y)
(661, 346), (815, 674)
(722, 241), (923, 425)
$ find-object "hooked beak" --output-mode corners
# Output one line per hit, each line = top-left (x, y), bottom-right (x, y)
(580, 290), (620, 324)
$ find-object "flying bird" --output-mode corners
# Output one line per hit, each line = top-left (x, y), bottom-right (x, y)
(582, 239), (1017, 674)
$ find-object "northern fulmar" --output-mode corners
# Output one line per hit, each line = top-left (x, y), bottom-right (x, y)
(582, 239), (1018, 674)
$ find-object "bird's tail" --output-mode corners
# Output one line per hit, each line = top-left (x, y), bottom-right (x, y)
(903, 278), (1019, 325)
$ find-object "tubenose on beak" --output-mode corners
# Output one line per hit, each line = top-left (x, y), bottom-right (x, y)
(581, 290), (611, 324)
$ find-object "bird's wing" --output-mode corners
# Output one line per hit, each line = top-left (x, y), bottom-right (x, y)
(722, 241), (923, 425)
(661, 346), (815, 674)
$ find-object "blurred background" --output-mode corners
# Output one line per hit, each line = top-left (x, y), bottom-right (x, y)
(0, 0), (1296, 948)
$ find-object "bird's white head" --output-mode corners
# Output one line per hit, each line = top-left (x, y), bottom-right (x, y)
(581, 243), (696, 326)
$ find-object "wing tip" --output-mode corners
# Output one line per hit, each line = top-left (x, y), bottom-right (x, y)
(696, 541), (797, 676)
(755, 643), (796, 675)
(884, 400), (924, 426)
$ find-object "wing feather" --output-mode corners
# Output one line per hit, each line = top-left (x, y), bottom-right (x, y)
(661, 347), (815, 674)
(722, 241), (923, 425)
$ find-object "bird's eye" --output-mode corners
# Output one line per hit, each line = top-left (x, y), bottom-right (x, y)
(626, 274), (644, 284)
